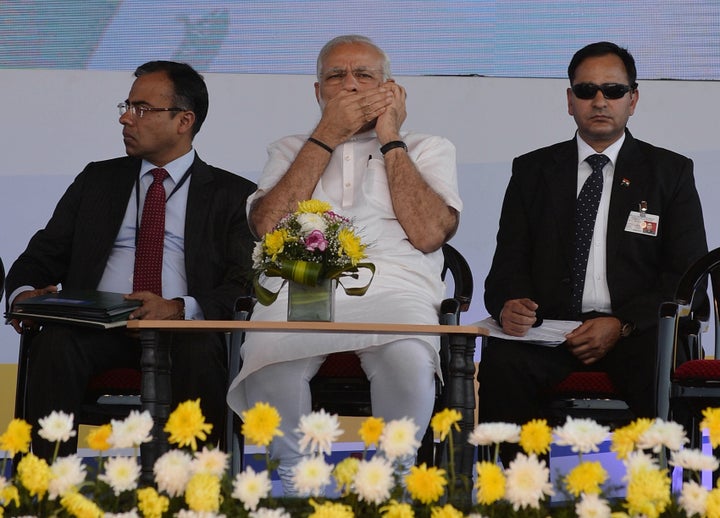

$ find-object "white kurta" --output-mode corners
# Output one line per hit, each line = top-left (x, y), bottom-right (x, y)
(227, 130), (463, 413)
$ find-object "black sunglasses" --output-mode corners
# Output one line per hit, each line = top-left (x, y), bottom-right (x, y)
(571, 82), (634, 100)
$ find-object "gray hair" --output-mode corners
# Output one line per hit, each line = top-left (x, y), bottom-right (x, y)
(316, 35), (391, 82)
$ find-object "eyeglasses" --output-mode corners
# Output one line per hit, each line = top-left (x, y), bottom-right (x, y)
(571, 82), (634, 100)
(117, 101), (185, 118)
(321, 67), (384, 85)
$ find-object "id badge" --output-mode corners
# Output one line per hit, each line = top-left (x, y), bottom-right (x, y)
(625, 210), (659, 236)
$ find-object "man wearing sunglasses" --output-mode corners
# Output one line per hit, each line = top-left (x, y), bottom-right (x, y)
(478, 41), (707, 462)
(6, 61), (256, 460)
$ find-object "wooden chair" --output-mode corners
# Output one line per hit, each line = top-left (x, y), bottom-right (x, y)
(657, 247), (720, 459)
(229, 243), (474, 472)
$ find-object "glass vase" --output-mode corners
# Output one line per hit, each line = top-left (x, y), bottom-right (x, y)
(287, 278), (336, 322)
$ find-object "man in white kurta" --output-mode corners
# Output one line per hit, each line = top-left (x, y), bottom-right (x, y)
(227, 35), (462, 494)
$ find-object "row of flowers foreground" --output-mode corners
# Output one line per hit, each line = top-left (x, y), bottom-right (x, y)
(2, 400), (720, 518)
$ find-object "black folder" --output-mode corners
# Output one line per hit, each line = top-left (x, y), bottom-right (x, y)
(8, 290), (141, 329)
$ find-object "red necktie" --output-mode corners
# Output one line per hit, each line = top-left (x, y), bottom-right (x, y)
(133, 168), (169, 295)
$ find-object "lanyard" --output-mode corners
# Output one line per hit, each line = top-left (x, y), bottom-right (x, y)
(133, 166), (192, 245)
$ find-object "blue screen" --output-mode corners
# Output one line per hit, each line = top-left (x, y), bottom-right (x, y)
(1, 0), (719, 80)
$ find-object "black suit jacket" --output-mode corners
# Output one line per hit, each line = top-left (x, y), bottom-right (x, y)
(6, 153), (256, 320)
(485, 130), (707, 332)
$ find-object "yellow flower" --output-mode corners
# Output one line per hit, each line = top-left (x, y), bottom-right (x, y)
(706, 487), (720, 517)
(0, 418), (32, 456)
(475, 461), (506, 504)
(297, 199), (332, 214)
(625, 464), (671, 518)
(164, 399), (213, 451)
(702, 407), (720, 448)
(86, 424), (112, 452)
(519, 419), (553, 455)
(17, 452), (51, 498)
(359, 416), (384, 448)
(338, 228), (366, 265)
(0, 484), (20, 508)
(380, 499), (415, 517)
(430, 504), (464, 517)
(263, 228), (289, 260)
(564, 460), (608, 497)
(185, 472), (221, 512)
(333, 456), (360, 495)
(308, 498), (354, 517)
(241, 401), (284, 447)
(611, 418), (654, 459)
(137, 486), (170, 518)
(60, 491), (103, 518)
(430, 408), (462, 441)
(405, 463), (448, 505)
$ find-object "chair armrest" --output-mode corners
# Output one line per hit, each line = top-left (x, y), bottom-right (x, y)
(439, 298), (461, 326)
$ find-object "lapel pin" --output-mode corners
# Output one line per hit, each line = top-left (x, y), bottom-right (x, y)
(621, 178), (631, 187)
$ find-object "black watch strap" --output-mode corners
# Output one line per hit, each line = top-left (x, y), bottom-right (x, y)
(380, 140), (408, 155)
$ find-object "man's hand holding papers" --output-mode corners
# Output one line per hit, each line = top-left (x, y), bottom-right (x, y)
(476, 316), (581, 346)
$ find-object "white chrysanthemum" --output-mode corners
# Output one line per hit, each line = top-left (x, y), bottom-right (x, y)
(48, 454), (86, 500)
(192, 447), (229, 477)
(467, 422), (521, 446)
(153, 449), (193, 497)
(296, 212), (327, 235)
(103, 511), (140, 518)
(296, 409), (343, 456)
(504, 453), (554, 511)
(575, 492), (612, 518)
(678, 480), (708, 517)
(292, 455), (333, 496)
(623, 450), (658, 476)
(637, 418), (688, 453)
(109, 410), (153, 449)
(353, 456), (395, 505)
(670, 448), (720, 472)
(231, 466), (272, 511)
(38, 410), (76, 443)
(99, 456), (141, 496)
(252, 240), (265, 268)
(553, 416), (609, 454)
(379, 417), (420, 460)
(249, 508), (291, 518)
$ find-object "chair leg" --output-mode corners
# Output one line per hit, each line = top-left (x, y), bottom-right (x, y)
(417, 426), (435, 466)
(229, 412), (243, 477)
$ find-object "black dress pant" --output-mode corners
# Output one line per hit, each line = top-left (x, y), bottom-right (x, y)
(25, 324), (227, 460)
(477, 327), (657, 464)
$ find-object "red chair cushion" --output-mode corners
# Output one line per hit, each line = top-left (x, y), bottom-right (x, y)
(87, 368), (141, 393)
(673, 359), (720, 383)
(316, 352), (365, 378)
(551, 371), (620, 396)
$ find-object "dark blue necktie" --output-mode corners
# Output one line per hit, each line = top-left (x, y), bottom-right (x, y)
(569, 154), (609, 316)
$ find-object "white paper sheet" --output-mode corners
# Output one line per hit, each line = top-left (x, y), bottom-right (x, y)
(474, 317), (582, 346)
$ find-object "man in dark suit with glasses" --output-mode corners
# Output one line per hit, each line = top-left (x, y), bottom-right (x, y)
(6, 61), (255, 460)
(478, 42), (707, 461)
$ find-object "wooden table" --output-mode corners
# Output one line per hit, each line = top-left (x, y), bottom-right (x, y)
(127, 319), (486, 502)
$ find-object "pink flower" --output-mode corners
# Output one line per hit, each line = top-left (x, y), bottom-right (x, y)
(304, 230), (327, 252)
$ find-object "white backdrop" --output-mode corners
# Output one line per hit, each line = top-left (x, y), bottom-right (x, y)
(1, 69), (719, 362)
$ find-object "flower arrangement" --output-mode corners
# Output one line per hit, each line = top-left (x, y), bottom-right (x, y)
(251, 199), (375, 305)
(3, 402), (720, 517)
